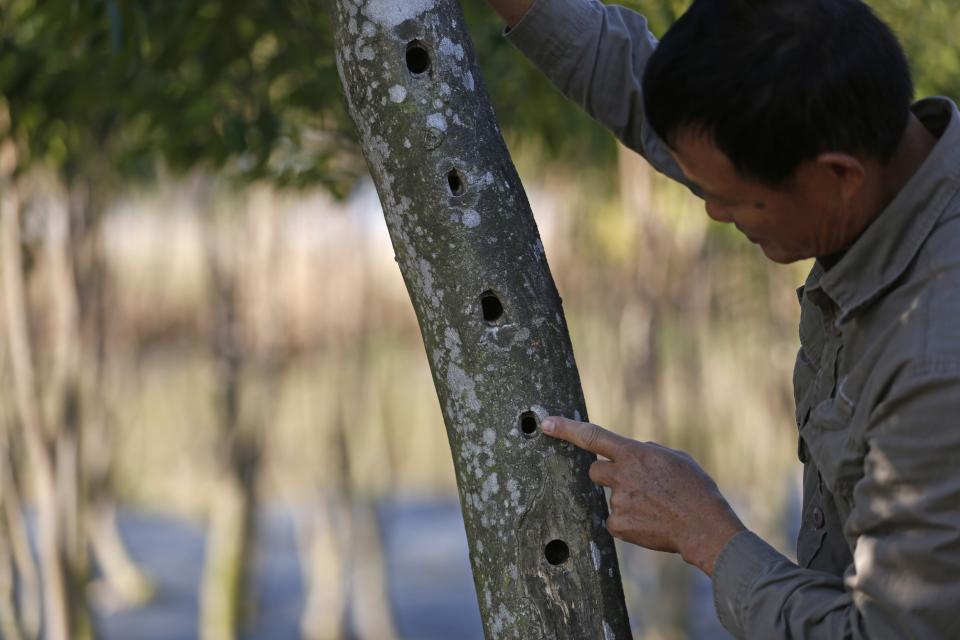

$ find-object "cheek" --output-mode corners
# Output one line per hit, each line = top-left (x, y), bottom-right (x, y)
(704, 200), (734, 223)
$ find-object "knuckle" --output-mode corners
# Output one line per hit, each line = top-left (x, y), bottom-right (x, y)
(606, 516), (625, 538)
(588, 462), (602, 482)
(582, 425), (601, 450)
(609, 491), (623, 511)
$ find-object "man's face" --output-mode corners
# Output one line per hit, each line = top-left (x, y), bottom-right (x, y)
(670, 129), (858, 264)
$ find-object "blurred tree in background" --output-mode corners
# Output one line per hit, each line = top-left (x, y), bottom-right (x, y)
(0, 1), (958, 639)
(2, 1), (361, 638)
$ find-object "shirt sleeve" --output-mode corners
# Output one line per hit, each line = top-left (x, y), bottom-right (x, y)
(713, 369), (960, 639)
(504, 0), (697, 192)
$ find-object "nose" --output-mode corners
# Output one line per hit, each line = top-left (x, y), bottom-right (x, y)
(704, 199), (734, 223)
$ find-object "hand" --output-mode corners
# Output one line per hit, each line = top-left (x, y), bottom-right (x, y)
(541, 416), (747, 576)
(486, 0), (536, 28)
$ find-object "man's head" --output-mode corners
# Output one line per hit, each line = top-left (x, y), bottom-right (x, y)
(643, 0), (916, 263)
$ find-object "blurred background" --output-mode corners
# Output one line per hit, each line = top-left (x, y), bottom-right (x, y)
(0, 1), (956, 639)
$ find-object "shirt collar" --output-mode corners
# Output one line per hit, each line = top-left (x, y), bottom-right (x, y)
(806, 97), (960, 324)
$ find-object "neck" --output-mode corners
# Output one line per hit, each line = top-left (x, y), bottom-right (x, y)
(824, 113), (937, 265)
(875, 113), (939, 209)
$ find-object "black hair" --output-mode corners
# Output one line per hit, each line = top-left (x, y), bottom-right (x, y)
(643, 0), (915, 185)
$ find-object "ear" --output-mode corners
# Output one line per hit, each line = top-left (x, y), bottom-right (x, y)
(815, 152), (866, 204)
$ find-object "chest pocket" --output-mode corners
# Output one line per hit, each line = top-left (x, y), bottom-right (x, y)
(799, 341), (865, 511)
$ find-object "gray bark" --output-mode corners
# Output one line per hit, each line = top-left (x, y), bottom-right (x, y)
(329, 2), (632, 638)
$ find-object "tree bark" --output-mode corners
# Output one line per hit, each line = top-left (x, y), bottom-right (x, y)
(329, 2), (632, 638)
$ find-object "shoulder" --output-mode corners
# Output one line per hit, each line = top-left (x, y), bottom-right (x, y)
(845, 208), (960, 407)
(907, 204), (960, 365)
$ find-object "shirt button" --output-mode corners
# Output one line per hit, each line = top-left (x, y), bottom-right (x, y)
(812, 507), (826, 530)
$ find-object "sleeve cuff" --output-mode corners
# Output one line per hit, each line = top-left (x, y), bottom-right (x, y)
(504, 0), (601, 69)
(712, 530), (787, 639)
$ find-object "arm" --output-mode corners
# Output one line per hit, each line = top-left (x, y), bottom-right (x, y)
(714, 370), (960, 639)
(492, 0), (695, 189)
(543, 369), (960, 639)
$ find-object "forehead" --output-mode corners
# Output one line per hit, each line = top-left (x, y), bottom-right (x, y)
(670, 128), (791, 200)
(670, 129), (740, 186)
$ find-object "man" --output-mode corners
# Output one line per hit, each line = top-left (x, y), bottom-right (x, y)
(484, 0), (960, 637)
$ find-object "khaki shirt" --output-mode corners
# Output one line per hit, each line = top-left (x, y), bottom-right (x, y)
(507, 0), (960, 637)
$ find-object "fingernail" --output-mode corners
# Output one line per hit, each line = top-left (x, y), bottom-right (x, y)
(540, 419), (555, 434)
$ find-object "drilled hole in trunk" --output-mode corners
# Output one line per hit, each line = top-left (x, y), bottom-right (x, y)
(406, 40), (431, 75)
(480, 291), (504, 323)
(447, 169), (466, 196)
(544, 540), (570, 565)
(519, 411), (539, 437)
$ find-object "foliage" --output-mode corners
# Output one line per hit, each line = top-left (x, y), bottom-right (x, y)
(871, 0), (960, 99)
(462, 0), (619, 168)
(0, 0), (361, 195)
(2, 0), (958, 195)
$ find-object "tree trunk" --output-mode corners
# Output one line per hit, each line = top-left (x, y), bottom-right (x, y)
(45, 184), (97, 639)
(199, 197), (261, 640)
(87, 503), (154, 608)
(0, 435), (40, 639)
(72, 178), (153, 609)
(0, 302), (40, 639)
(296, 492), (349, 640)
(1, 168), (75, 640)
(329, 3), (632, 638)
(0, 425), (26, 640)
(0, 514), (24, 640)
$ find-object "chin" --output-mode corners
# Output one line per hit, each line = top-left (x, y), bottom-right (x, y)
(759, 244), (805, 264)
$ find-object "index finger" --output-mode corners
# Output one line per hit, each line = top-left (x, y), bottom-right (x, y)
(540, 416), (632, 460)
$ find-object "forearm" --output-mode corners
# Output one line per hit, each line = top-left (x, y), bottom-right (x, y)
(716, 370), (960, 639)
(503, 0), (696, 191)
(714, 532), (858, 639)
(485, 0), (537, 28)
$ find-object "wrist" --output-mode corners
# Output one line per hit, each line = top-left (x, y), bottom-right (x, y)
(488, 0), (536, 28)
(682, 512), (747, 577)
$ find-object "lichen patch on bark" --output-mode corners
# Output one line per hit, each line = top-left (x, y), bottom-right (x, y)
(362, 0), (436, 29)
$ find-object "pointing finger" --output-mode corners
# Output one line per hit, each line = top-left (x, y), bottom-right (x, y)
(541, 416), (632, 461)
